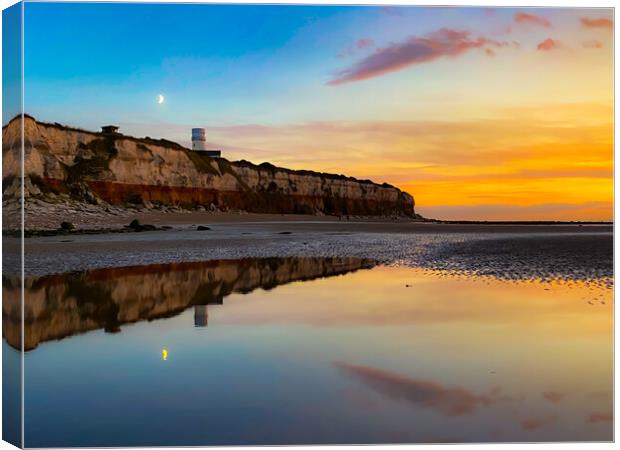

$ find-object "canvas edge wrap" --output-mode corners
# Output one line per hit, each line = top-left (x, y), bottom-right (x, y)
(2, 1), (24, 448)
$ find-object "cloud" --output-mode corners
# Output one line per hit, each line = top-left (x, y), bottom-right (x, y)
(356, 38), (375, 49)
(588, 412), (612, 423)
(514, 12), (552, 28)
(117, 101), (613, 222)
(580, 17), (613, 29)
(416, 202), (613, 222)
(379, 6), (404, 17)
(542, 391), (564, 403)
(337, 38), (375, 58)
(537, 38), (560, 51)
(583, 40), (604, 49)
(521, 415), (557, 431)
(328, 28), (509, 85)
(334, 361), (504, 416)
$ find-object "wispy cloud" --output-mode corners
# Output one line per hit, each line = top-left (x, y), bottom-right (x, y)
(588, 412), (612, 423)
(542, 391), (564, 404)
(537, 38), (560, 51)
(379, 6), (404, 17)
(417, 202), (613, 222)
(118, 101), (612, 221)
(514, 12), (552, 28)
(337, 38), (375, 58)
(356, 38), (375, 49)
(328, 28), (509, 85)
(580, 17), (613, 29)
(520, 415), (557, 431)
(583, 40), (604, 49)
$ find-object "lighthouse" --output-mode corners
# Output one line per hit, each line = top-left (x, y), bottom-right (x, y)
(191, 128), (221, 158)
(192, 128), (207, 151)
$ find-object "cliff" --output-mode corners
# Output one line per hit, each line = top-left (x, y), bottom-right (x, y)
(2, 115), (415, 218)
(3, 257), (375, 350)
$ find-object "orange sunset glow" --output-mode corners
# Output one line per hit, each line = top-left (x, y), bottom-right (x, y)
(24, 6), (613, 220)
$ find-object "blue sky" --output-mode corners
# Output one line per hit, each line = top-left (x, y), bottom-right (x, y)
(11, 3), (615, 220)
(24, 3), (374, 126)
(3, 2), (21, 123)
(23, 3), (519, 128)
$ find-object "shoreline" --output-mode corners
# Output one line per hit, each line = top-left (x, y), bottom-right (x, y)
(5, 218), (613, 282)
(3, 210), (613, 237)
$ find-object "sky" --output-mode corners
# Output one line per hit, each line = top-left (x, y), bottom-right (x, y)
(16, 3), (614, 220)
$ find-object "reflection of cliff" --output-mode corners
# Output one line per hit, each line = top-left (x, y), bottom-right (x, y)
(3, 257), (375, 351)
(2, 116), (415, 217)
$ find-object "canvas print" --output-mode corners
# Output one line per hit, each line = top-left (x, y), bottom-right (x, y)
(2, 1), (614, 447)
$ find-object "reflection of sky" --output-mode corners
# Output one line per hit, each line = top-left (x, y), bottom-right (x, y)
(19, 4), (613, 220)
(23, 266), (612, 446)
(2, 342), (21, 446)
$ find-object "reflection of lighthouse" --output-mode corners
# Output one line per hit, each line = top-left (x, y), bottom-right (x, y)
(194, 305), (208, 327)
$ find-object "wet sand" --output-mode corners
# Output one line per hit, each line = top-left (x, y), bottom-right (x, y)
(4, 214), (612, 286)
(418, 233), (613, 288)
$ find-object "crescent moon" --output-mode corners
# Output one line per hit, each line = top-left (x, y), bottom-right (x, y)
(157, 94), (165, 104)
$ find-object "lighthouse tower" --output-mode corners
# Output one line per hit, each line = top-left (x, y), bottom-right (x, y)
(191, 127), (221, 158)
(192, 128), (207, 151)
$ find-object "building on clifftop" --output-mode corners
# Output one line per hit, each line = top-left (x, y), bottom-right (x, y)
(101, 125), (120, 134)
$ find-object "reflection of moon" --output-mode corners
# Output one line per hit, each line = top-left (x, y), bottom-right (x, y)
(157, 94), (165, 104)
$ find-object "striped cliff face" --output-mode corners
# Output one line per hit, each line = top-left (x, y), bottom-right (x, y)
(2, 116), (415, 218)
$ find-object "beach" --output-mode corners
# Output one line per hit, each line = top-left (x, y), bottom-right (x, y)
(5, 214), (613, 446)
(6, 213), (612, 285)
(7, 218), (614, 445)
